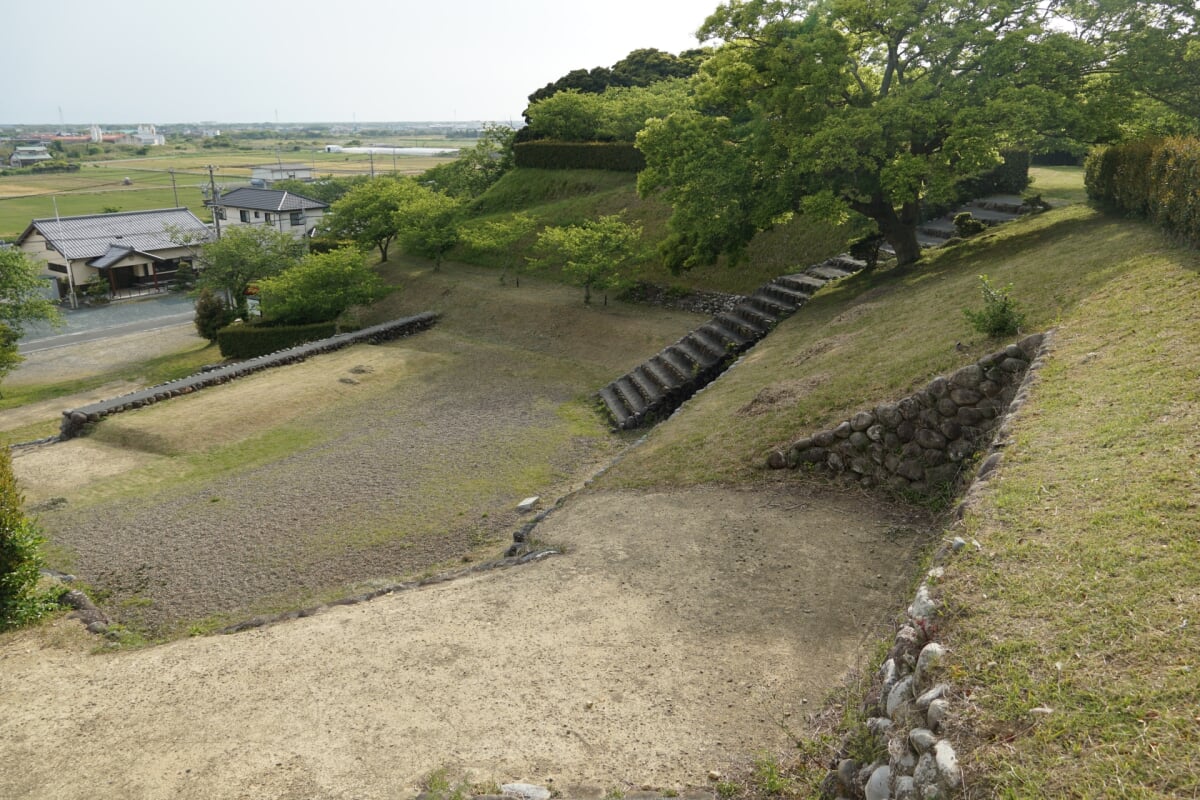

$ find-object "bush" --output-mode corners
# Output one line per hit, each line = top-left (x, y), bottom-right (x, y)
(216, 320), (337, 359)
(0, 449), (57, 630)
(1086, 137), (1200, 246)
(963, 274), (1025, 338)
(954, 212), (988, 237)
(194, 287), (234, 342)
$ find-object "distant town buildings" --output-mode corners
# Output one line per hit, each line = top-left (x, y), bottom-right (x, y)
(250, 163), (313, 185)
(9, 145), (53, 168)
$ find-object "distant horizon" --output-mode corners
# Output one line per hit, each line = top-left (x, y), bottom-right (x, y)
(2, 120), (515, 130)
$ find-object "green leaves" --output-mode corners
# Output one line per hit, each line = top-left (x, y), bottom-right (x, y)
(534, 214), (643, 304)
(256, 248), (388, 325)
(196, 226), (305, 319)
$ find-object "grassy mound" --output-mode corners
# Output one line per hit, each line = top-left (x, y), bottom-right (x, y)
(596, 168), (1199, 796)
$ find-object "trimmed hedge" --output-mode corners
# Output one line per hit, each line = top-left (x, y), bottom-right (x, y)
(1086, 137), (1200, 246)
(513, 141), (646, 172)
(216, 321), (337, 359)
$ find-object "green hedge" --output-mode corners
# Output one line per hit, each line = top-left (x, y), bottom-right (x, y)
(1086, 137), (1200, 246)
(513, 141), (646, 172)
(216, 321), (337, 359)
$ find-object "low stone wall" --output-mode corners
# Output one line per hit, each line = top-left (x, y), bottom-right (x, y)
(823, 331), (1055, 800)
(769, 333), (1046, 495)
(59, 312), (440, 440)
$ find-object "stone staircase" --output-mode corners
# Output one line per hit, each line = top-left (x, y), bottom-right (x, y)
(886, 195), (1027, 256)
(597, 255), (863, 430)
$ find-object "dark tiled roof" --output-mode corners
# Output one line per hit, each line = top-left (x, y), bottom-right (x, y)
(21, 208), (211, 262)
(215, 187), (329, 212)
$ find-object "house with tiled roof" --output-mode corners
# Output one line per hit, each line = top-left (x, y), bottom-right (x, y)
(16, 208), (212, 305)
(211, 187), (328, 239)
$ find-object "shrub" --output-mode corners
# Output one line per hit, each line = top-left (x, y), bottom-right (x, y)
(193, 287), (234, 342)
(215, 320), (337, 359)
(963, 274), (1025, 338)
(1086, 137), (1200, 247)
(954, 212), (987, 237)
(0, 449), (57, 630)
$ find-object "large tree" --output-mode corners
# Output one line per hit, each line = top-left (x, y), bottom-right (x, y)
(196, 225), (305, 319)
(638, 0), (1100, 269)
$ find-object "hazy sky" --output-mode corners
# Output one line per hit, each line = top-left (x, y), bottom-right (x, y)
(2, 0), (723, 125)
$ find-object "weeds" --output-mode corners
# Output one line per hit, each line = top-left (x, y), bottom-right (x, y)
(963, 273), (1025, 338)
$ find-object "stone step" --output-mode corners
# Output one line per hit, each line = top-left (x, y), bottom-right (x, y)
(689, 327), (731, 360)
(643, 356), (683, 392)
(959, 205), (1021, 223)
(916, 231), (947, 248)
(613, 376), (647, 417)
(715, 310), (767, 338)
(918, 220), (957, 239)
(746, 291), (796, 317)
(659, 347), (697, 381)
(807, 263), (854, 281)
(774, 274), (825, 295)
(628, 366), (666, 407)
(732, 301), (777, 327)
(758, 282), (809, 308)
(703, 320), (752, 348)
(827, 254), (868, 272)
(675, 336), (722, 369)
(968, 194), (1025, 214)
(597, 385), (633, 429)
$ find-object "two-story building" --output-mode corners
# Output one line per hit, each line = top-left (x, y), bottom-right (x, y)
(16, 208), (212, 306)
(211, 187), (328, 239)
(250, 163), (313, 185)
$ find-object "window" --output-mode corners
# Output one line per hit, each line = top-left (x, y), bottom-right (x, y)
(290, 212), (302, 227)
(254, 211), (261, 219)
(216, 208), (226, 220)
(239, 210), (250, 223)
(264, 213), (273, 224)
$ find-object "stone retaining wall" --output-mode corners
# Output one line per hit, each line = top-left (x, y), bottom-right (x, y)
(823, 331), (1055, 800)
(769, 333), (1046, 495)
(59, 312), (440, 440)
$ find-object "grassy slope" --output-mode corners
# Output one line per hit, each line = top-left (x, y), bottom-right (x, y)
(593, 166), (1198, 797)
(457, 168), (856, 295)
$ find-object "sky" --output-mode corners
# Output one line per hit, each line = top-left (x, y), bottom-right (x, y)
(1, 0), (723, 126)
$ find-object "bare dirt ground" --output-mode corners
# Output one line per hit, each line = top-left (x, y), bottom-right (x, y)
(0, 298), (934, 798)
(0, 483), (929, 799)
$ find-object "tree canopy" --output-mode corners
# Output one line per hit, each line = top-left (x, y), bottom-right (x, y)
(638, 0), (1102, 268)
(256, 248), (388, 325)
(525, 79), (695, 142)
(0, 249), (60, 387)
(524, 47), (707, 121)
(421, 125), (515, 199)
(322, 177), (421, 262)
(196, 225), (305, 319)
(535, 214), (643, 305)
(395, 187), (462, 269)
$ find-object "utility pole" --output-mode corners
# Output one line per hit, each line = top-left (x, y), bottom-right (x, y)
(369, 149), (375, 179)
(169, 168), (179, 207)
(207, 164), (222, 239)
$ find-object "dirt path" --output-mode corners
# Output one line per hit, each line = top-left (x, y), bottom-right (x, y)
(0, 483), (928, 799)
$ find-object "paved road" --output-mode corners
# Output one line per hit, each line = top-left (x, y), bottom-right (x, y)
(18, 295), (196, 354)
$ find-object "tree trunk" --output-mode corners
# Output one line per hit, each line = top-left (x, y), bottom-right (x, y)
(852, 196), (924, 267)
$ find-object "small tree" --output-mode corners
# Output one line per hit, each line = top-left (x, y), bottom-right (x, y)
(963, 274), (1026, 338)
(461, 212), (537, 286)
(0, 249), (61, 390)
(0, 448), (57, 630)
(322, 177), (420, 262)
(193, 287), (234, 342)
(256, 248), (390, 325)
(195, 226), (305, 319)
(535, 214), (643, 305)
(396, 187), (462, 270)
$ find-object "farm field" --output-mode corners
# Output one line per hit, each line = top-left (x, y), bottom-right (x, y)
(0, 139), (468, 239)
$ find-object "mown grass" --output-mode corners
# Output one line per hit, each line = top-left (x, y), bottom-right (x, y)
(936, 235), (1200, 797)
(604, 202), (1134, 488)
